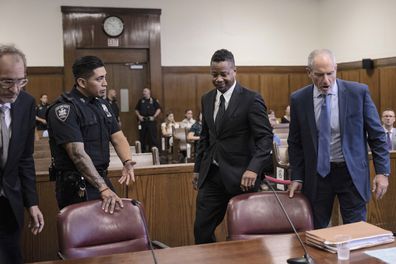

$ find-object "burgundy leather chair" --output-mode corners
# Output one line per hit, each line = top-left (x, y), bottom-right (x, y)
(226, 191), (313, 241)
(57, 199), (156, 259)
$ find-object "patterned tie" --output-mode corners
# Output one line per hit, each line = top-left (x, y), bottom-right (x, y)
(317, 94), (331, 177)
(386, 132), (392, 151)
(215, 95), (225, 132)
(0, 106), (10, 168)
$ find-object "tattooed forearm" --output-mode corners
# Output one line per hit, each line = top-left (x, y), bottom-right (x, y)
(64, 142), (107, 190)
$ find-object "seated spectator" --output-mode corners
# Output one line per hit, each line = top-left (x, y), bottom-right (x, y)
(161, 111), (179, 145)
(180, 109), (195, 129)
(187, 112), (202, 151)
(382, 109), (396, 151)
(269, 115), (281, 145)
(281, 105), (290, 123)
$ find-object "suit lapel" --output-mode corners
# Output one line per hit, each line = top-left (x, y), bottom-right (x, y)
(216, 83), (242, 134)
(205, 89), (216, 132)
(337, 79), (347, 144)
(6, 99), (22, 169)
(305, 85), (317, 152)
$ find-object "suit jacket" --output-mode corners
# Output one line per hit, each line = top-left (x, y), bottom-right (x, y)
(194, 83), (273, 194)
(1, 91), (38, 228)
(288, 79), (390, 203)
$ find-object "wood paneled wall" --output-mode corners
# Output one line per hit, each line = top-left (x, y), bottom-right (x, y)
(25, 67), (64, 105)
(162, 66), (311, 122)
(24, 56), (396, 138)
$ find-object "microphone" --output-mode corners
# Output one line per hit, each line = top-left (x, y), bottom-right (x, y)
(131, 199), (158, 264)
(264, 176), (315, 264)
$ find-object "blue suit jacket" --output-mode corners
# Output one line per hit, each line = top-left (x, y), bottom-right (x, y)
(288, 79), (390, 203)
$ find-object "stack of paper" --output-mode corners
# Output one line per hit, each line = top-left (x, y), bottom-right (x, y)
(305, 221), (395, 253)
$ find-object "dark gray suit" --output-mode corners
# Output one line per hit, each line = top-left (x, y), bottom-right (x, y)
(0, 91), (38, 263)
(194, 83), (273, 243)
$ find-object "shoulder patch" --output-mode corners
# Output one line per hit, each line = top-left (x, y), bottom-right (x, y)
(101, 103), (112, 117)
(55, 104), (70, 122)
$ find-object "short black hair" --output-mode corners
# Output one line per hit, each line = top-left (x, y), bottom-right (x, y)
(72, 56), (104, 82)
(210, 49), (235, 67)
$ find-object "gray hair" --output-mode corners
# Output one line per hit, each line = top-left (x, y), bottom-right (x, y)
(307, 49), (336, 69)
(0, 44), (27, 69)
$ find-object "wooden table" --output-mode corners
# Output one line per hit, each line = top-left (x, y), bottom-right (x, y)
(28, 234), (395, 264)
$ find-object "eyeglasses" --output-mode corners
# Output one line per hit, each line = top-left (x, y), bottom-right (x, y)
(0, 78), (28, 89)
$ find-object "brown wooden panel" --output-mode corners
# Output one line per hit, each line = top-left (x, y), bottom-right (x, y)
(289, 72), (311, 94)
(25, 67), (64, 104)
(162, 74), (197, 122)
(367, 152), (396, 231)
(339, 69), (360, 82)
(360, 69), (380, 111)
(259, 73), (289, 116)
(238, 73), (260, 92)
(379, 66), (396, 112)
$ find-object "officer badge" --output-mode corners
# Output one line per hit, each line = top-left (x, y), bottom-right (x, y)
(101, 104), (112, 117)
(55, 104), (70, 122)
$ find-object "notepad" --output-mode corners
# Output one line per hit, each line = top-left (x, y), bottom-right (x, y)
(305, 221), (395, 253)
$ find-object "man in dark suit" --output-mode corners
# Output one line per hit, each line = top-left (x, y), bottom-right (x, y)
(288, 49), (390, 229)
(193, 49), (273, 244)
(0, 45), (44, 263)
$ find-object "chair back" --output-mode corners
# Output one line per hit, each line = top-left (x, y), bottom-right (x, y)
(226, 191), (313, 241)
(57, 199), (150, 259)
(135, 140), (142, 153)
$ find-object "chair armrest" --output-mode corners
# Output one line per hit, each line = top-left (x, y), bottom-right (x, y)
(152, 240), (170, 249)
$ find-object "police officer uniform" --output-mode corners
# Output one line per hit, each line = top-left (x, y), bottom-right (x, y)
(47, 87), (120, 209)
(135, 96), (161, 152)
(106, 97), (120, 122)
(36, 103), (48, 130)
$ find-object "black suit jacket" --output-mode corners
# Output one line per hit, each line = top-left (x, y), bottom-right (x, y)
(194, 83), (273, 194)
(1, 91), (38, 228)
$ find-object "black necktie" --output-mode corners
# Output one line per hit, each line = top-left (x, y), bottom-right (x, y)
(215, 95), (225, 132)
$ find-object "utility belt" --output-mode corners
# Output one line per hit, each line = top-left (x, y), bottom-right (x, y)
(50, 167), (108, 199)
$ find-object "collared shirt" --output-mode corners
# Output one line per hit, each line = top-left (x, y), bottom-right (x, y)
(213, 80), (236, 121)
(313, 82), (344, 162)
(0, 103), (11, 197)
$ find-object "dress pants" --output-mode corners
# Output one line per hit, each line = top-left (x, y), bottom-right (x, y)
(140, 121), (158, 152)
(194, 165), (247, 244)
(312, 162), (366, 229)
(0, 197), (22, 264)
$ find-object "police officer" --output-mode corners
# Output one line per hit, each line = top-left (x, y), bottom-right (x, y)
(135, 88), (161, 152)
(106, 88), (121, 126)
(47, 56), (135, 214)
(36, 93), (49, 130)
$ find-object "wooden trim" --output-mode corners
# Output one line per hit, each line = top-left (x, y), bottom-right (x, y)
(27, 67), (63, 75)
(338, 57), (396, 71)
(61, 6), (161, 15)
(162, 65), (307, 74)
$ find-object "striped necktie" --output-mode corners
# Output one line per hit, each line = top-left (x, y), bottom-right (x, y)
(0, 106), (10, 168)
(317, 94), (331, 177)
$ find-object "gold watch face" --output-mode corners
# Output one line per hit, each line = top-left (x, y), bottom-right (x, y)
(103, 16), (124, 37)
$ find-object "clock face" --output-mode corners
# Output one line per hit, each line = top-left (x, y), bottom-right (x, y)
(103, 16), (124, 37)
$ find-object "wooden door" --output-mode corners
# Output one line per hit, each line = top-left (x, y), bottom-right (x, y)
(106, 63), (148, 144)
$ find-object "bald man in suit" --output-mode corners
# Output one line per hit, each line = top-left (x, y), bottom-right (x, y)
(0, 45), (44, 264)
(288, 49), (390, 229)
